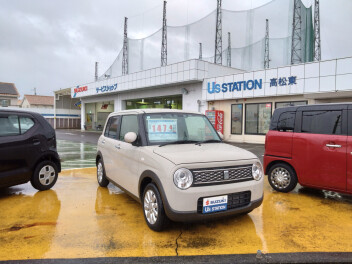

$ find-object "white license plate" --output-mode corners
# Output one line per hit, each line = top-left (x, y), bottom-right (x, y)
(202, 195), (228, 214)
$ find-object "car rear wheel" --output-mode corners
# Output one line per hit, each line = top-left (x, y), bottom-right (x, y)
(143, 183), (166, 231)
(268, 163), (297, 193)
(97, 160), (109, 187)
(31, 161), (58, 191)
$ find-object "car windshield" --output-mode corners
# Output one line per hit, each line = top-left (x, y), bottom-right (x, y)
(143, 113), (221, 145)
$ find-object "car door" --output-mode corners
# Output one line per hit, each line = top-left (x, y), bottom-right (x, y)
(292, 105), (347, 191)
(99, 115), (121, 178)
(347, 108), (352, 192)
(111, 114), (141, 196)
(0, 113), (36, 186)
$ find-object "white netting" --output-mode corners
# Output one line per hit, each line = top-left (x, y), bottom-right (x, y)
(99, 0), (313, 80)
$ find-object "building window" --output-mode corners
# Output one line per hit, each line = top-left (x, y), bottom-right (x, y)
(301, 110), (342, 135)
(275, 101), (307, 109)
(1, 100), (10, 107)
(231, 104), (243, 134)
(245, 103), (272, 135)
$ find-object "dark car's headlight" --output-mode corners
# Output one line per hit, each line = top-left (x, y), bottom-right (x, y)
(173, 168), (193, 190)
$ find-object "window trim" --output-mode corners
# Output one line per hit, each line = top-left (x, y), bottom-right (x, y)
(230, 104), (243, 135)
(245, 102), (273, 135)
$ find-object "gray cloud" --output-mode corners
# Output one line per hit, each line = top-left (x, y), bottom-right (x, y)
(0, 0), (350, 97)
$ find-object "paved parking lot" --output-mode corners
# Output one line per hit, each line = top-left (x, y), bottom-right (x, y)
(0, 167), (351, 263)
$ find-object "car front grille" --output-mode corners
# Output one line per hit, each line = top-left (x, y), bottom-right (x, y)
(191, 165), (253, 186)
(197, 191), (251, 213)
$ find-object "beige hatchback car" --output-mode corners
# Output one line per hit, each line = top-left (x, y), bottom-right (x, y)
(96, 109), (263, 231)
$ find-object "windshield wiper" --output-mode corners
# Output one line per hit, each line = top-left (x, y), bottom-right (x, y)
(195, 139), (222, 145)
(159, 140), (198, 147)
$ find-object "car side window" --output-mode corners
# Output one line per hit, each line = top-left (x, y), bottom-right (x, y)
(119, 115), (139, 142)
(301, 110), (342, 135)
(277, 112), (295, 132)
(19, 116), (35, 134)
(105, 116), (119, 139)
(0, 115), (20, 137)
(349, 110), (352, 136)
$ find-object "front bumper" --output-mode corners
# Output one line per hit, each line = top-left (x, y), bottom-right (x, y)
(163, 196), (263, 222)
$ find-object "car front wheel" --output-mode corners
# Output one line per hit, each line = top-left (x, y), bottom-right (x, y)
(31, 161), (58, 191)
(143, 183), (166, 231)
(97, 159), (109, 187)
(268, 163), (298, 193)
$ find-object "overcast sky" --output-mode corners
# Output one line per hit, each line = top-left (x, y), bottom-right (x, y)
(0, 0), (351, 97)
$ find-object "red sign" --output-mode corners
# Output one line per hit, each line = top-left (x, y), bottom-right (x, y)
(74, 86), (88, 93)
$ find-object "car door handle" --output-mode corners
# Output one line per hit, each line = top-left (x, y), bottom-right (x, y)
(33, 139), (40, 145)
(101, 140), (106, 144)
(326, 144), (341, 148)
(115, 145), (120, 149)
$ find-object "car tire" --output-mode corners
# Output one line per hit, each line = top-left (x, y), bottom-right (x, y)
(31, 160), (59, 191)
(142, 183), (167, 232)
(268, 163), (297, 193)
(97, 159), (109, 187)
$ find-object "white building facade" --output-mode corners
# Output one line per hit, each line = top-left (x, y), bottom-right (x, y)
(70, 57), (352, 143)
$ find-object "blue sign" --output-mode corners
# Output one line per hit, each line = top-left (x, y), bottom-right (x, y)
(270, 76), (297, 87)
(207, 79), (262, 94)
(96, 83), (117, 94)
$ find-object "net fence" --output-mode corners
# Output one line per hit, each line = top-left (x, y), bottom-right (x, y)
(99, 0), (313, 80)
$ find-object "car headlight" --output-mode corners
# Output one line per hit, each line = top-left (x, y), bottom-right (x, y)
(173, 168), (193, 190)
(252, 162), (263, 181)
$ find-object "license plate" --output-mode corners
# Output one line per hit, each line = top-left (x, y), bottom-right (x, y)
(202, 195), (228, 214)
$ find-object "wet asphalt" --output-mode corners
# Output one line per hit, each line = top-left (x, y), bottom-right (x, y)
(55, 129), (265, 162)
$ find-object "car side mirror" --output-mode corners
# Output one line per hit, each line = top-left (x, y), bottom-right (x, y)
(217, 131), (224, 140)
(124, 132), (138, 143)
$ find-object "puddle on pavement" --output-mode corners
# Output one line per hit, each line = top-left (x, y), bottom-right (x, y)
(57, 140), (97, 170)
(0, 169), (351, 260)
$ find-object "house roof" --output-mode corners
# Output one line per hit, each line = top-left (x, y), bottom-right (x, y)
(23, 95), (54, 106)
(0, 82), (20, 97)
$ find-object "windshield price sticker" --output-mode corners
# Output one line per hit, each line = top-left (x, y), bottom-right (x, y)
(202, 195), (228, 214)
(147, 119), (178, 141)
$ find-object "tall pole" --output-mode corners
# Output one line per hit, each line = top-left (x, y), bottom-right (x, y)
(122, 17), (128, 75)
(227, 32), (231, 67)
(291, 0), (302, 64)
(95, 62), (98, 81)
(313, 0), (321, 61)
(161, 1), (167, 66)
(214, 0), (222, 64)
(199, 43), (202, 60)
(264, 19), (270, 69)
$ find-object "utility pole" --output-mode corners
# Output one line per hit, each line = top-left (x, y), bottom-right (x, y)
(264, 19), (270, 69)
(33, 87), (37, 95)
(161, 1), (167, 66)
(227, 32), (231, 67)
(291, 0), (302, 64)
(95, 62), (98, 81)
(122, 17), (128, 75)
(313, 0), (321, 61)
(214, 0), (222, 64)
(199, 43), (202, 60)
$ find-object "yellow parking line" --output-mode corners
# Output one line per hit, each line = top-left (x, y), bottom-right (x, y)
(0, 168), (351, 261)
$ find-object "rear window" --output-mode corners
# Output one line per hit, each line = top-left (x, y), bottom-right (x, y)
(301, 110), (342, 135)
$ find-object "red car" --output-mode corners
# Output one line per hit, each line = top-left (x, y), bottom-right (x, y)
(264, 104), (352, 194)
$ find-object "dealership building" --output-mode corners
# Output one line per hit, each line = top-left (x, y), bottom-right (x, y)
(67, 56), (352, 143)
